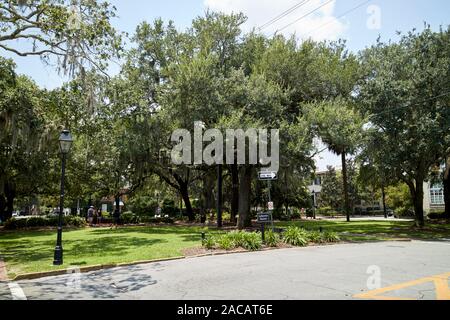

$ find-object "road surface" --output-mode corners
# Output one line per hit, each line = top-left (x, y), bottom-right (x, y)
(1, 241), (449, 300)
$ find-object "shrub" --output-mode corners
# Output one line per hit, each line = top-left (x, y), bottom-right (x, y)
(121, 213), (141, 225)
(4, 218), (28, 230)
(202, 235), (217, 250)
(225, 231), (246, 248)
(322, 231), (340, 243)
(283, 227), (308, 247)
(217, 236), (235, 250)
(307, 231), (325, 244)
(241, 232), (262, 251)
(3, 216), (86, 230)
(65, 216), (87, 228)
(428, 211), (445, 220)
(26, 217), (48, 228)
(265, 230), (281, 247)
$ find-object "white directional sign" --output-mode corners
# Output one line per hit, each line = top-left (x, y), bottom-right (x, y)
(268, 202), (274, 211)
(258, 171), (278, 181)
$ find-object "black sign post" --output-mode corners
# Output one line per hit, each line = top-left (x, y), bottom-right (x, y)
(257, 212), (273, 243)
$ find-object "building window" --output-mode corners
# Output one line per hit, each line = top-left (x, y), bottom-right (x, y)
(430, 185), (444, 205)
(314, 177), (322, 186)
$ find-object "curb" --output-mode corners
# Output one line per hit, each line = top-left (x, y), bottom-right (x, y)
(12, 256), (186, 281)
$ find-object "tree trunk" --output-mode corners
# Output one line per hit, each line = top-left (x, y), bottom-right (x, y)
(382, 184), (387, 219)
(0, 194), (6, 222)
(180, 184), (194, 222)
(407, 178), (425, 227)
(4, 182), (16, 221)
(238, 166), (253, 230)
(444, 157), (450, 219)
(341, 153), (351, 222)
(231, 164), (239, 224)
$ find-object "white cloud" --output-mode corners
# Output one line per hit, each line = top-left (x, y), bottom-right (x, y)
(203, 0), (348, 42)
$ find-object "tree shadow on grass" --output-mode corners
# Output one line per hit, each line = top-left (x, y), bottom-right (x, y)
(1, 237), (167, 268)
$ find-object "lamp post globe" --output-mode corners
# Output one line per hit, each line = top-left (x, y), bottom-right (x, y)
(54, 129), (73, 266)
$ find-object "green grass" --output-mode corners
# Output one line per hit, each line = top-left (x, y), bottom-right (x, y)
(0, 226), (210, 279)
(276, 220), (450, 242)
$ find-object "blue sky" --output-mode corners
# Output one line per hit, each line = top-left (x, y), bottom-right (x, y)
(2, 0), (449, 170)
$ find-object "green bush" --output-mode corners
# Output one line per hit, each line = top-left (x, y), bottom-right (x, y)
(322, 231), (340, 243)
(265, 230), (281, 247)
(121, 213), (141, 225)
(26, 216), (48, 228)
(225, 231), (246, 248)
(307, 231), (325, 244)
(203, 231), (262, 251)
(283, 227), (308, 247)
(428, 211), (445, 220)
(217, 236), (235, 250)
(241, 232), (263, 251)
(3, 216), (87, 230)
(4, 218), (28, 230)
(64, 216), (87, 228)
(202, 235), (217, 250)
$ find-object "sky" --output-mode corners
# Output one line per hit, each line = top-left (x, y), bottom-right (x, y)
(2, 0), (450, 171)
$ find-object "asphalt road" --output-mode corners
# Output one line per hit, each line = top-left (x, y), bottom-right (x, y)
(1, 241), (449, 300)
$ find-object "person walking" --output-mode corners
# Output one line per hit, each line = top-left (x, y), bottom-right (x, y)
(87, 206), (95, 226)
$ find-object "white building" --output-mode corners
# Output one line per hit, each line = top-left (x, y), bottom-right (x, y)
(423, 182), (445, 215)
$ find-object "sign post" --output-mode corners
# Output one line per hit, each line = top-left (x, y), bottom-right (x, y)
(258, 171), (278, 236)
(257, 212), (273, 243)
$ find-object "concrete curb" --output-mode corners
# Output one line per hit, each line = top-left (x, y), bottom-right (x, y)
(12, 256), (186, 281)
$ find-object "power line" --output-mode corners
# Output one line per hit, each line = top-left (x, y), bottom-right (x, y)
(367, 89), (450, 120)
(258, 0), (311, 31)
(273, 0), (334, 36)
(305, 0), (372, 38)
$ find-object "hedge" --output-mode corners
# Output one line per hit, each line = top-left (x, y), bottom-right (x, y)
(4, 216), (86, 230)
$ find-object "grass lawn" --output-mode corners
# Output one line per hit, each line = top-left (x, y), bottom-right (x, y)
(1, 220), (449, 279)
(277, 219), (450, 242)
(0, 225), (209, 279)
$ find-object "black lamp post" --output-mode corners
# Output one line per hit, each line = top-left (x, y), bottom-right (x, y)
(312, 190), (317, 220)
(53, 129), (73, 266)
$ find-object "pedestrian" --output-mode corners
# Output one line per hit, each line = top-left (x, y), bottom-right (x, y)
(87, 206), (95, 226)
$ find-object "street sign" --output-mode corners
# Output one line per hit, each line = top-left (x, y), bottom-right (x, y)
(257, 212), (273, 224)
(268, 202), (274, 211)
(258, 171), (278, 181)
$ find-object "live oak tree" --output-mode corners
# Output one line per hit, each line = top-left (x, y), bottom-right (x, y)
(0, 0), (122, 76)
(0, 57), (60, 220)
(358, 26), (450, 226)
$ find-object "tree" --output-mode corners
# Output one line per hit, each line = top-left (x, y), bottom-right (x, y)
(0, 0), (122, 76)
(358, 26), (450, 226)
(319, 166), (342, 211)
(305, 98), (365, 222)
(0, 57), (59, 221)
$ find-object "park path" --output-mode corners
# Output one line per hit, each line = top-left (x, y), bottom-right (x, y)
(0, 257), (7, 281)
